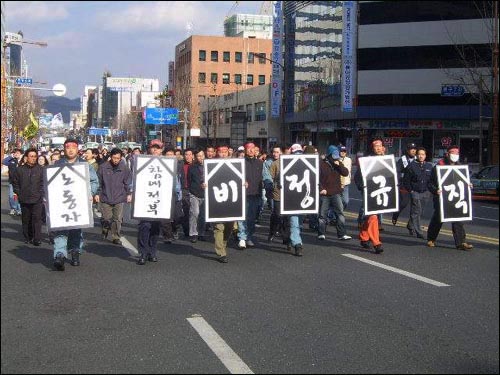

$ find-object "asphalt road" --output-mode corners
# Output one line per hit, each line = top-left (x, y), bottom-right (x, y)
(1, 176), (498, 374)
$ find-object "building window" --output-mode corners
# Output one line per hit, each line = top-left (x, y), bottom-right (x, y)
(223, 51), (230, 62)
(211, 51), (218, 62)
(258, 53), (266, 64)
(199, 50), (206, 61)
(246, 74), (254, 85)
(211, 73), (218, 84)
(246, 104), (253, 122)
(223, 73), (230, 84)
(248, 52), (254, 64)
(198, 72), (206, 83)
(235, 51), (242, 63)
(225, 108), (230, 124)
(258, 75), (265, 85)
(234, 74), (242, 85)
(255, 101), (266, 121)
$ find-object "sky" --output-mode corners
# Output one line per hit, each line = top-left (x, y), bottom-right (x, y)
(4, 1), (266, 99)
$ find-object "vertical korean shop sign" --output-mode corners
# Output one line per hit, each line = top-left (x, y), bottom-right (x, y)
(45, 163), (93, 230)
(341, 1), (358, 112)
(436, 165), (472, 222)
(271, 1), (283, 118)
(204, 159), (246, 222)
(359, 155), (399, 215)
(132, 155), (177, 220)
(280, 154), (319, 215)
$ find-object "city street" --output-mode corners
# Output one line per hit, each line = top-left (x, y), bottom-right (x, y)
(1, 175), (498, 374)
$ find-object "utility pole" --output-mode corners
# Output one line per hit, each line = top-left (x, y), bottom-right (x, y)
(491, 0), (499, 164)
(183, 108), (189, 149)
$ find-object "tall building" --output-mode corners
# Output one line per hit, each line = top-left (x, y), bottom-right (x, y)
(224, 14), (273, 39)
(282, 1), (495, 167)
(355, 0), (494, 165)
(174, 35), (272, 138)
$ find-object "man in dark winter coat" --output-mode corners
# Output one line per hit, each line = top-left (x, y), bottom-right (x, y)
(12, 148), (45, 245)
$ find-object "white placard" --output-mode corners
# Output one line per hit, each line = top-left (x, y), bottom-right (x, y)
(45, 163), (93, 230)
(132, 155), (176, 220)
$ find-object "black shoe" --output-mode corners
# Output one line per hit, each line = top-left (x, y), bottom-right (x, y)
(102, 229), (109, 240)
(295, 244), (303, 257)
(112, 239), (123, 245)
(70, 252), (80, 266)
(54, 253), (65, 271)
(190, 236), (198, 243)
(147, 254), (158, 262)
(408, 228), (415, 236)
(164, 238), (173, 244)
(379, 226), (384, 232)
(137, 257), (146, 265)
(360, 241), (371, 249)
(218, 256), (228, 263)
(33, 241), (41, 246)
(392, 218), (397, 226)
(24, 239), (33, 244)
(374, 244), (384, 254)
(416, 233), (425, 239)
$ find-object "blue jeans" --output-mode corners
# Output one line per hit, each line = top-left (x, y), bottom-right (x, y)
(138, 220), (160, 257)
(341, 185), (349, 209)
(238, 195), (260, 241)
(8, 184), (21, 212)
(289, 215), (302, 246)
(53, 229), (83, 258)
(319, 194), (346, 237)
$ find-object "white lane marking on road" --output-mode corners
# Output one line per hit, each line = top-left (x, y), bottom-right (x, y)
(187, 315), (254, 374)
(1, 227), (17, 233)
(473, 216), (499, 222)
(120, 236), (139, 256)
(342, 254), (450, 287)
(480, 206), (498, 209)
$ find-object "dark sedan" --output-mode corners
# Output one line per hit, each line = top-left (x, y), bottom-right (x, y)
(471, 165), (499, 201)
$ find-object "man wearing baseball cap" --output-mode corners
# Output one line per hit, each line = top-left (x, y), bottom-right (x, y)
(426, 145), (473, 250)
(136, 139), (164, 265)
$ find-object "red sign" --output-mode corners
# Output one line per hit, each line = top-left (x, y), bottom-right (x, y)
(441, 137), (453, 147)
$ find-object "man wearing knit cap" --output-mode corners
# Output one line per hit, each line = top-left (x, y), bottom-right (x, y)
(317, 145), (351, 241)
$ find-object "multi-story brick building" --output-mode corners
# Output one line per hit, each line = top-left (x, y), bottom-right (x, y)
(174, 35), (273, 142)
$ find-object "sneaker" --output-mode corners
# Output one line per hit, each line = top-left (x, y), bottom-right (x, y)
(391, 218), (397, 226)
(218, 256), (228, 263)
(295, 244), (303, 257)
(137, 257), (146, 265)
(339, 235), (352, 240)
(360, 241), (371, 249)
(112, 239), (123, 245)
(238, 240), (246, 249)
(190, 236), (198, 243)
(457, 242), (473, 251)
(54, 253), (65, 271)
(246, 240), (255, 247)
(9, 209), (15, 215)
(70, 252), (80, 266)
(427, 240), (436, 247)
(317, 234), (326, 240)
(374, 244), (384, 254)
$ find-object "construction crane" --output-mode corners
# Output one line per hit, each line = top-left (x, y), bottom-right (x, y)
(225, 1), (239, 19)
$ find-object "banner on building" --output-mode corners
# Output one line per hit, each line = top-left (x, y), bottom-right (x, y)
(271, 1), (283, 118)
(359, 155), (399, 215)
(436, 165), (472, 222)
(204, 159), (246, 222)
(280, 155), (319, 215)
(132, 155), (177, 220)
(341, 1), (357, 112)
(44, 163), (93, 230)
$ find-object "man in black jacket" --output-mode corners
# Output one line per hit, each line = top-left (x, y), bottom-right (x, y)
(392, 142), (417, 227)
(188, 149), (206, 242)
(12, 148), (45, 245)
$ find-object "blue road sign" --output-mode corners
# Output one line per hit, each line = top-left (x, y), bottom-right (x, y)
(441, 85), (465, 97)
(15, 77), (33, 86)
(145, 108), (178, 125)
(88, 128), (110, 136)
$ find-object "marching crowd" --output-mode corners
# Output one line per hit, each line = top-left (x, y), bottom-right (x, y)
(3, 137), (474, 271)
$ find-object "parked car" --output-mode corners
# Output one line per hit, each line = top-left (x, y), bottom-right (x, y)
(471, 165), (499, 201)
